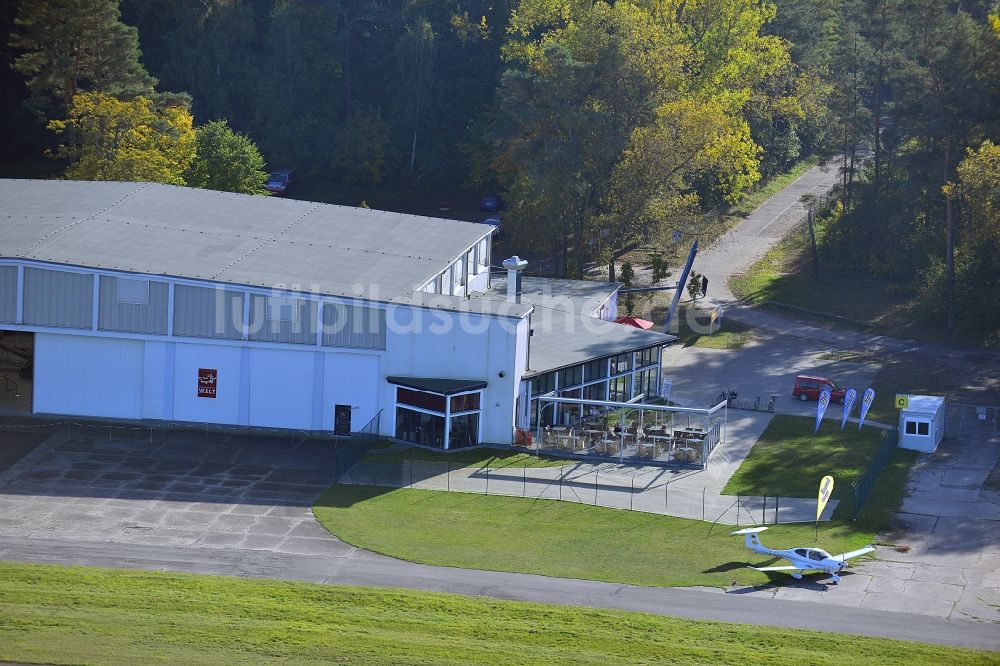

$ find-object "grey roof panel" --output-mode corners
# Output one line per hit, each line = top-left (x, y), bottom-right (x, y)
(387, 376), (488, 395)
(526, 307), (675, 375)
(0, 179), (493, 301)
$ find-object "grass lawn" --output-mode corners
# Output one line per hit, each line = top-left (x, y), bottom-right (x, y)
(2, 563), (992, 666)
(364, 445), (565, 468)
(721, 415), (917, 529)
(727, 216), (914, 330)
(726, 206), (1000, 347)
(723, 415), (885, 508)
(314, 484), (876, 588)
(675, 305), (753, 350)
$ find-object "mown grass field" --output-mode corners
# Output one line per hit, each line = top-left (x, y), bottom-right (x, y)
(1, 562), (993, 666)
(722, 415), (918, 530)
(314, 484), (875, 589)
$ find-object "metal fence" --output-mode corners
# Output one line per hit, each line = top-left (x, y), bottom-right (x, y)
(342, 457), (830, 525)
(947, 403), (1000, 436)
(851, 426), (898, 520)
(332, 409), (383, 481)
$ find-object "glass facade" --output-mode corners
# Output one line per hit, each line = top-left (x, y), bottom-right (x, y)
(528, 345), (664, 428)
(394, 386), (482, 450)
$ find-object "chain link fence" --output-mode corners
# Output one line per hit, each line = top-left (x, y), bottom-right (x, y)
(342, 457), (829, 526)
(947, 403), (1000, 436)
(851, 427), (898, 520)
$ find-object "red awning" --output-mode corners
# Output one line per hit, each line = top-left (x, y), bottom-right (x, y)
(613, 316), (654, 330)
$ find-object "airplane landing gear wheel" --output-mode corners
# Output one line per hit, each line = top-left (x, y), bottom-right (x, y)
(831, 574), (841, 584)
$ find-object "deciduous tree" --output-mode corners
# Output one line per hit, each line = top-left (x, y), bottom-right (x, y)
(48, 92), (194, 185)
(185, 119), (268, 195)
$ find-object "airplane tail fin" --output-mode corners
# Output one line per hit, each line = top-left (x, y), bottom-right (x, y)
(730, 526), (768, 553)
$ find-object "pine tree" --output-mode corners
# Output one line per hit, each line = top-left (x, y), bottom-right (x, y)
(9, 0), (156, 120)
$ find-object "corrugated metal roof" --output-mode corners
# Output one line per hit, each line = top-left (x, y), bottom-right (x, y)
(0, 179), (493, 301)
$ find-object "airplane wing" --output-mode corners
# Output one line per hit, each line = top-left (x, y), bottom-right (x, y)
(831, 545), (876, 561)
(749, 565), (801, 572)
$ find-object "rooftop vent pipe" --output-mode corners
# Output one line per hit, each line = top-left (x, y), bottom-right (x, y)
(501, 255), (528, 304)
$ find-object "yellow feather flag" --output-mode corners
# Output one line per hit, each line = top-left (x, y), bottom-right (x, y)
(816, 475), (835, 522)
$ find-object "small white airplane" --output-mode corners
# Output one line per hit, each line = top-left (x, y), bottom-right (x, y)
(731, 526), (875, 584)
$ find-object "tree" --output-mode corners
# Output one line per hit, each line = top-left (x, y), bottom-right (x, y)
(9, 0), (156, 119)
(184, 119), (268, 195)
(48, 92), (195, 184)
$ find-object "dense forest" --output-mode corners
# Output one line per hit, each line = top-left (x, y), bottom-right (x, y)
(0, 0), (997, 336)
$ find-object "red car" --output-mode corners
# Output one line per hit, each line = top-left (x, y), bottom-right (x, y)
(793, 375), (846, 403)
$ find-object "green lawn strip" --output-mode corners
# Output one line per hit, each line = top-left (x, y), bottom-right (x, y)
(314, 484), (873, 588)
(1, 562), (990, 666)
(363, 446), (565, 468)
(721, 415), (886, 508)
(720, 414), (918, 535)
(675, 306), (753, 350)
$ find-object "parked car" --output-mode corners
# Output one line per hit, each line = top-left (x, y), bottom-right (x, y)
(264, 168), (297, 195)
(792, 375), (846, 403)
(479, 193), (503, 212)
(483, 215), (502, 236)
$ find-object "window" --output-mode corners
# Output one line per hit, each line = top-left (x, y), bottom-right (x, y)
(611, 353), (632, 374)
(266, 296), (296, 322)
(450, 392), (481, 413)
(466, 250), (475, 281)
(583, 382), (607, 401)
(397, 387), (446, 413)
(449, 413), (479, 448)
(918, 421), (929, 436)
(585, 358), (608, 382)
(637, 347), (659, 368)
(477, 238), (489, 269)
(531, 373), (555, 396)
(905, 421), (916, 435)
(558, 365), (583, 389)
(117, 278), (149, 305)
(395, 407), (446, 449)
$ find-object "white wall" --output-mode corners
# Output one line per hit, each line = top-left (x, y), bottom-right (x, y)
(321, 351), (380, 432)
(382, 306), (529, 444)
(34, 333), (144, 419)
(171, 343), (243, 425)
(32, 333), (383, 432)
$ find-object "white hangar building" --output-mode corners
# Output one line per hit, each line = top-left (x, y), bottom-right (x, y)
(0, 179), (674, 448)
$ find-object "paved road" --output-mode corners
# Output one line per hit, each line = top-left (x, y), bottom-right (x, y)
(2, 535), (998, 652)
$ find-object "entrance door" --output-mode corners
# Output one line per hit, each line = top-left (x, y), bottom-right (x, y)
(0, 330), (33, 413)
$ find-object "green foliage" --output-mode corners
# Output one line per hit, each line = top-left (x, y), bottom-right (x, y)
(494, 0), (786, 277)
(9, 0), (156, 119)
(185, 119), (267, 195)
(48, 92), (195, 185)
(2, 562), (992, 665)
(331, 109), (392, 187)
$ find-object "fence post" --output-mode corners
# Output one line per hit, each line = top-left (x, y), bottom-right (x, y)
(594, 471), (599, 505)
(559, 468), (563, 500)
(774, 495), (779, 525)
(762, 495), (766, 526)
(409, 459), (413, 489)
(702, 486), (706, 521)
(736, 494), (740, 526)
(485, 464), (490, 495)
(523, 464), (526, 497)
(665, 482), (668, 513)
(630, 475), (634, 511)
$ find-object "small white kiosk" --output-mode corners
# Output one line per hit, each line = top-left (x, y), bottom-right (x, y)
(898, 395), (946, 453)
